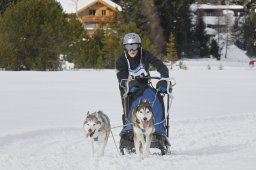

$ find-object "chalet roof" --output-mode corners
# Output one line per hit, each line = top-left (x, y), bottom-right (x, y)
(78, 0), (122, 14)
(190, 3), (244, 12)
(56, 0), (121, 14)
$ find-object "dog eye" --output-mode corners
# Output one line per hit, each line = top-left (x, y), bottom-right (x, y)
(87, 123), (89, 126)
(93, 124), (96, 126)
(140, 111), (143, 113)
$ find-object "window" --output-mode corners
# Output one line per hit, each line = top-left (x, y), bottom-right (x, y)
(205, 10), (214, 16)
(102, 10), (106, 16)
(89, 9), (96, 16)
(84, 23), (96, 30)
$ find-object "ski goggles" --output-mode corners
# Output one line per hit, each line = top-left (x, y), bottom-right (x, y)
(124, 43), (140, 51)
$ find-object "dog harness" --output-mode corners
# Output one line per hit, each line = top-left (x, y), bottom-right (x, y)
(93, 137), (98, 141)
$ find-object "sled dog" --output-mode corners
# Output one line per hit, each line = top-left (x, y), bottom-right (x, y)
(83, 111), (111, 157)
(131, 99), (155, 158)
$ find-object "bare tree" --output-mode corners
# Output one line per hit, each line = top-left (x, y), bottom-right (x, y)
(223, 10), (235, 58)
(72, 0), (79, 16)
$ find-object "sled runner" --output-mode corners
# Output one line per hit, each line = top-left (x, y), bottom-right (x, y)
(119, 77), (175, 155)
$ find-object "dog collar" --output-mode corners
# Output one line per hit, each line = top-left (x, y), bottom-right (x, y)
(94, 137), (99, 141)
(141, 128), (146, 134)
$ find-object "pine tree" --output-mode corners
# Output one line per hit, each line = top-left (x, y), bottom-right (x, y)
(73, 36), (101, 68)
(99, 11), (156, 68)
(0, 0), (19, 14)
(114, 0), (148, 34)
(0, 33), (17, 69)
(193, 11), (210, 58)
(154, 0), (193, 56)
(244, 11), (256, 57)
(229, 0), (245, 5)
(165, 32), (178, 68)
(210, 39), (220, 60)
(0, 0), (73, 70)
(141, 35), (157, 55)
(100, 34), (121, 68)
(174, 0), (193, 58)
(61, 14), (85, 64)
(99, 11), (127, 68)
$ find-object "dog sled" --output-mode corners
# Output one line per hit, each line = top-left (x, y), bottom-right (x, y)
(119, 76), (175, 155)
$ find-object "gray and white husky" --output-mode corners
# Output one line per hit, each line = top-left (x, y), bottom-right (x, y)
(131, 99), (155, 159)
(83, 111), (111, 157)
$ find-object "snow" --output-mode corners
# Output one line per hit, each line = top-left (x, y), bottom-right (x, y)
(190, 3), (241, 27)
(190, 4), (243, 12)
(56, 0), (122, 14)
(59, 55), (75, 70)
(203, 16), (227, 25)
(205, 27), (218, 36)
(1, 45), (256, 169)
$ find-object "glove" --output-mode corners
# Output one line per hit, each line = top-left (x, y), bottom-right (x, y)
(157, 86), (167, 93)
(156, 79), (172, 94)
(129, 86), (139, 94)
(128, 79), (140, 94)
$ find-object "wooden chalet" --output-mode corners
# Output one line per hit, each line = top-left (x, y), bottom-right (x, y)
(77, 0), (121, 35)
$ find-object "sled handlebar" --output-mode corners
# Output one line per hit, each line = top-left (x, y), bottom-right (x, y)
(120, 77), (161, 89)
(120, 77), (176, 97)
(135, 76), (161, 80)
(135, 76), (176, 87)
(120, 77), (176, 88)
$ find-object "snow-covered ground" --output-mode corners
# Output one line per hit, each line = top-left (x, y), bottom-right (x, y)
(1, 55), (256, 170)
(1, 1), (255, 169)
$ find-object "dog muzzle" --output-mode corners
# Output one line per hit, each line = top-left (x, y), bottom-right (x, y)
(86, 130), (96, 138)
(142, 121), (149, 129)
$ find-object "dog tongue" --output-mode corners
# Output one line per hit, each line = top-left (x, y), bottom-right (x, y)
(86, 132), (93, 138)
(143, 122), (148, 129)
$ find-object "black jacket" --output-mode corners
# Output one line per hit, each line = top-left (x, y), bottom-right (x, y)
(115, 48), (169, 96)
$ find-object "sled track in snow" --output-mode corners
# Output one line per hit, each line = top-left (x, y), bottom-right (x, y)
(1, 113), (256, 170)
(170, 113), (256, 156)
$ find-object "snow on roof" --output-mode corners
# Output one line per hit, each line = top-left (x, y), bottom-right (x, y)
(190, 3), (243, 12)
(102, 0), (122, 11)
(203, 16), (226, 25)
(205, 27), (218, 35)
(222, 10), (234, 15)
(56, 0), (121, 14)
(77, 0), (122, 14)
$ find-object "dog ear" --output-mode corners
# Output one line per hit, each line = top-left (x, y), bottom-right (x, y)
(95, 111), (99, 118)
(139, 99), (145, 105)
(139, 99), (143, 105)
(87, 111), (90, 116)
(145, 99), (150, 105)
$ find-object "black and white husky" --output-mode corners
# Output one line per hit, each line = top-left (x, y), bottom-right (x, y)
(83, 111), (111, 157)
(131, 99), (155, 159)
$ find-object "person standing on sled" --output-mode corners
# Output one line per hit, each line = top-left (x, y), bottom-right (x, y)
(115, 33), (169, 125)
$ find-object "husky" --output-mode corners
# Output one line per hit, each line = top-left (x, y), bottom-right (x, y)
(83, 111), (111, 157)
(131, 99), (155, 159)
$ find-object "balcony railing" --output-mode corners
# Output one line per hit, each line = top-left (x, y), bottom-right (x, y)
(79, 15), (112, 22)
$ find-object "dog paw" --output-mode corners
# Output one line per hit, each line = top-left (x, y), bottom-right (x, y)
(98, 153), (104, 157)
(136, 155), (144, 161)
(142, 154), (149, 159)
